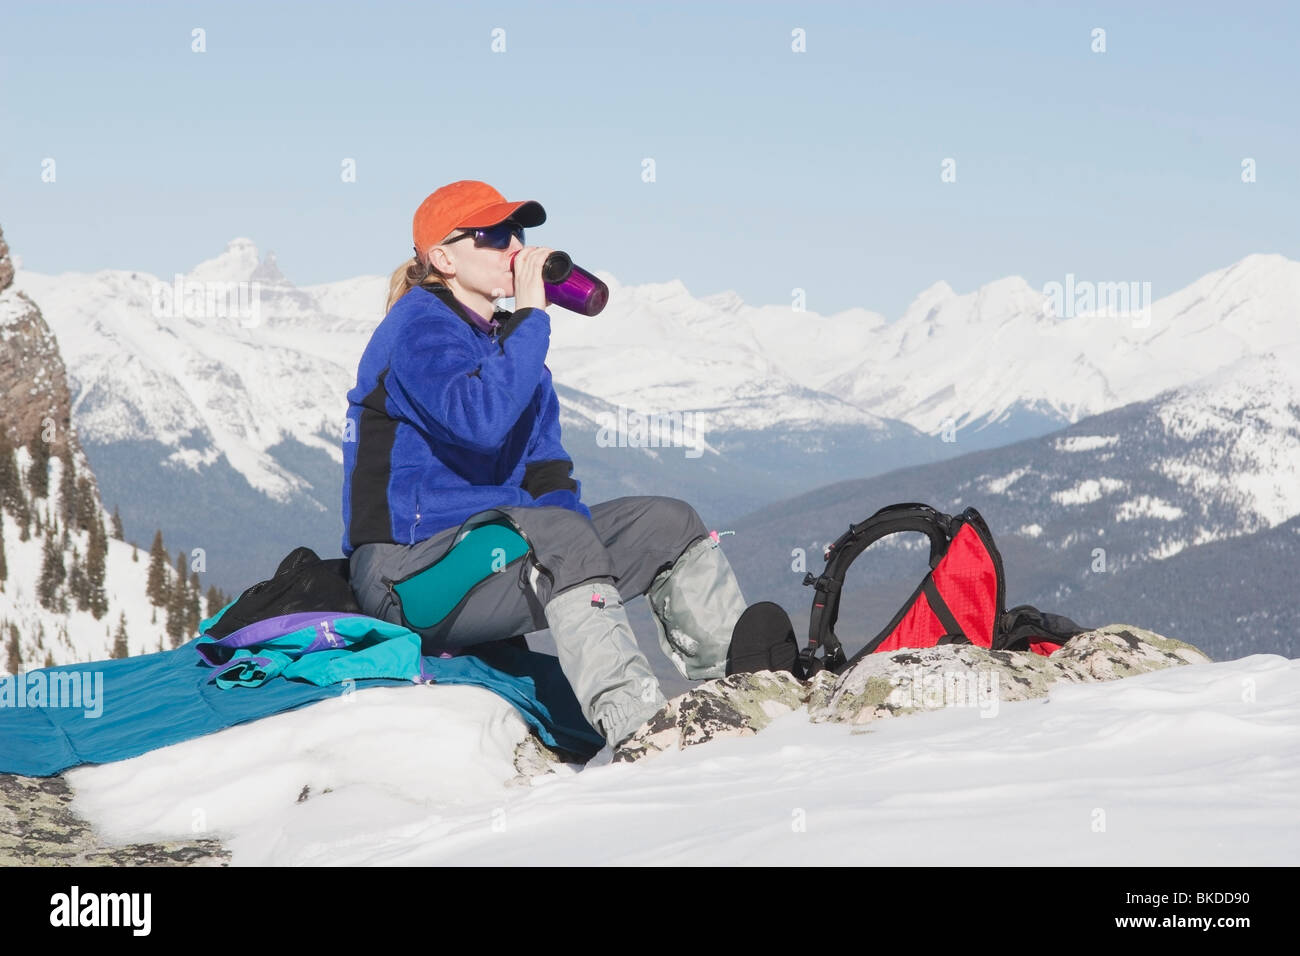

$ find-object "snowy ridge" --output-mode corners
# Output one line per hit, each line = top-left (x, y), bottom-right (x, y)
(1149, 344), (1300, 530)
(62, 652), (1300, 865)
(13, 242), (1300, 530)
(825, 253), (1300, 434)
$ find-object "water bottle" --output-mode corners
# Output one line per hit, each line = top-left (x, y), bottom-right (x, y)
(510, 250), (609, 316)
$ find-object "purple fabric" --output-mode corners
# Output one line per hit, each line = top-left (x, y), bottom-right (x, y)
(195, 612), (373, 665)
(460, 300), (502, 336)
(220, 654), (275, 671)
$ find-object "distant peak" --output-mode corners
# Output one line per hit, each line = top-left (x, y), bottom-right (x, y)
(187, 238), (263, 283)
(251, 250), (287, 285)
(978, 275), (1035, 298)
(916, 279), (955, 301)
(703, 289), (746, 313)
(897, 279), (956, 324)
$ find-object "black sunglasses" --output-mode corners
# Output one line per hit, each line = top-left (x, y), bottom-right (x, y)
(443, 221), (525, 250)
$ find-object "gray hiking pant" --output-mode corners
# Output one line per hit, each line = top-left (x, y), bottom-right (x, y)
(348, 495), (748, 747)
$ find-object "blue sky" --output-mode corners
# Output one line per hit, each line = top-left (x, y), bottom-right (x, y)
(2, 0), (1296, 319)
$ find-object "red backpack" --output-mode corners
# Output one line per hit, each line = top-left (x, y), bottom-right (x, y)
(798, 502), (1089, 677)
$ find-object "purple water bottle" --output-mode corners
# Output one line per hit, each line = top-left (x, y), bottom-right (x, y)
(511, 250), (609, 316)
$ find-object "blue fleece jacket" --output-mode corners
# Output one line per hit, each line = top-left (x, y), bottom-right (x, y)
(341, 284), (590, 557)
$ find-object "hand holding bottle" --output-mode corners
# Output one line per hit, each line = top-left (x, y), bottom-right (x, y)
(510, 246), (555, 312)
(511, 248), (609, 316)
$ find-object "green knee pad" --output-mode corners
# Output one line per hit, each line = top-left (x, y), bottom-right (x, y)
(390, 521), (531, 631)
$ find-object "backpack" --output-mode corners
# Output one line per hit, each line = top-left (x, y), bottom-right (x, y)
(203, 546), (362, 639)
(796, 502), (1089, 677)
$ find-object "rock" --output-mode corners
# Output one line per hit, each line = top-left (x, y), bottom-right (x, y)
(807, 643), (1076, 724)
(612, 670), (807, 763)
(1049, 624), (1211, 678)
(0, 226), (13, 292)
(508, 733), (569, 786)
(0, 773), (230, 866)
(605, 623), (1210, 760)
(0, 222), (91, 465)
(808, 624), (1210, 725)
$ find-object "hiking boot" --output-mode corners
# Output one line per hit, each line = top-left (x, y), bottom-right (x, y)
(647, 534), (748, 681)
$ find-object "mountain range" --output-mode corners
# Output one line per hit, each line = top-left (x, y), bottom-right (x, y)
(10, 241), (1298, 666)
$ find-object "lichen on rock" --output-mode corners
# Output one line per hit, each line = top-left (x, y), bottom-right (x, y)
(605, 623), (1210, 764)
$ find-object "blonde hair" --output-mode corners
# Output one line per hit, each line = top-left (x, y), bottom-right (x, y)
(385, 250), (452, 313)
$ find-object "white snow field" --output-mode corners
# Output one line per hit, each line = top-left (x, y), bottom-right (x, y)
(64, 651), (1299, 866)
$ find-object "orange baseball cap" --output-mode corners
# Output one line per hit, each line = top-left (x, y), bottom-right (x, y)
(412, 180), (546, 261)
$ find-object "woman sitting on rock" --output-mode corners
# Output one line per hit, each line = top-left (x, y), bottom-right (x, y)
(341, 179), (750, 754)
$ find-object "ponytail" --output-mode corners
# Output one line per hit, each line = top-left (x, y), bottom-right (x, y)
(385, 251), (451, 313)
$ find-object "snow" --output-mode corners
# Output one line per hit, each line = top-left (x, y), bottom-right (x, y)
(0, 286), (36, 328)
(1, 450), (176, 669)
(63, 652), (1300, 865)
(1054, 435), (1120, 452)
(826, 253), (1300, 435)
(1115, 496), (1185, 522)
(984, 467), (1029, 494)
(1017, 523), (1043, 537)
(1052, 477), (1126, 505)
(1147, 538), (1189, 560)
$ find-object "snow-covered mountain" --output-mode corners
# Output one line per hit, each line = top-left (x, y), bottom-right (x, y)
(13, 241), (1299, 595)
(723, 343), (1300, 661)
(0, 226), (210, 669)
(824, 254), (1300, 435)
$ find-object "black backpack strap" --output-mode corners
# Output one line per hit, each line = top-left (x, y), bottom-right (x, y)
(800, 503), (956, 676)
(994, 605), (1090, 652)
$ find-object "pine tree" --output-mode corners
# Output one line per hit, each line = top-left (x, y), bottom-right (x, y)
(58, 448), (76, 527)
(6, 624), (21, 675)
(205, 584), (225, 618)
(44, 651), (53, 668)
(0, 509), (7, 589)
(86, 516), (109, 619)
(166, 551), (189, 648)
(187, 568), (202, 637)
(0, 431), (19, 510)
(111, 504), (124, 541)
(111, 611), (129, 659)
(131, 541), (138, 562)
(17, 504), (30, 542)
(75, 475), (96, 534)
(37, 528), (65, 611)
(147, 530), (169, 606)
(69, 545), (88, 611)
(0, 431), (31, 543)
(28, 427), (51, 500)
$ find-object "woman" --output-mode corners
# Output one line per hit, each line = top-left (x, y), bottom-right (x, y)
(342, 180), (750, 752)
